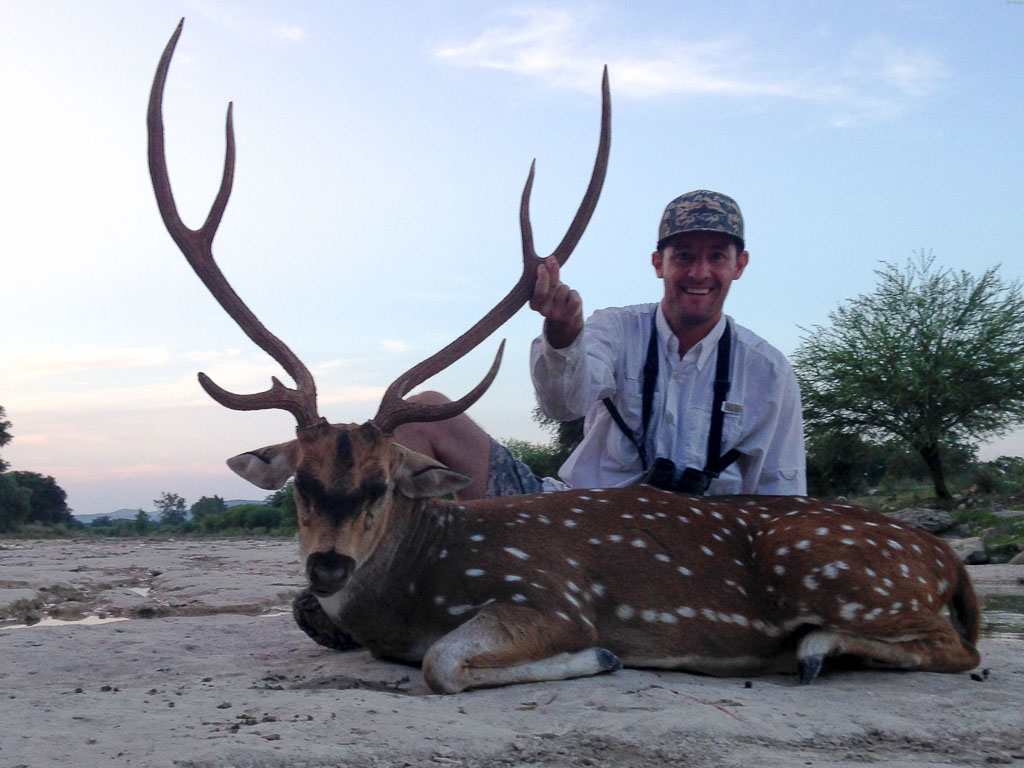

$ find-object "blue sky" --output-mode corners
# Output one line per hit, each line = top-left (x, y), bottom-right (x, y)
(2, 0), (1023, 516)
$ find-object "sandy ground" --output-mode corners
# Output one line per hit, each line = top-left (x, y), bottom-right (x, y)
(1, 538), (1022, 768)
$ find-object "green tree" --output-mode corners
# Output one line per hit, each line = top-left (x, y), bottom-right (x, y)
(0, 474), (32, 532)
(532, 406), (584, 466)
(135, 509), (153, 534)
(154, 491), (187, 526)
(8, 471), (73, 525)
(0, 406), (12, 472)
(267, 484), (297, 530)
(793, 253), (1024, 500)
(190, 495), (226, 523)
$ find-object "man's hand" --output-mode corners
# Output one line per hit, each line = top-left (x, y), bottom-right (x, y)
(530, 258), (583, 349)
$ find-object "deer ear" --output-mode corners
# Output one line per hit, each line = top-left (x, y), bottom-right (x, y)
(393, 444), (473, 499)
(227, 440), (299, 490)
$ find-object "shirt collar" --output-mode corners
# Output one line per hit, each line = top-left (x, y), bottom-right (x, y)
(655, 305), (729, 371)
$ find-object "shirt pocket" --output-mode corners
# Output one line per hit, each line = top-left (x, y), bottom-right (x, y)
(689, 401), (744, 458)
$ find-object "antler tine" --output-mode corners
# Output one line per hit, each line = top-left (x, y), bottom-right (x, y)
(372, 68), (611, 435)
(147, 20), (321, 428)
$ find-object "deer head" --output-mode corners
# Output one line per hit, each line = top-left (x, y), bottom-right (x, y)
(147, 20), (609, 570)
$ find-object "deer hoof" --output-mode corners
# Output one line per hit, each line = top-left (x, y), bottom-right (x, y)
(292, 588), (361, 651)
(596, 647), (622, 673)
(798, 654), (824, 685)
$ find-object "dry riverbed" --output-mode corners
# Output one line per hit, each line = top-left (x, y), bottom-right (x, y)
(1, 538), (1023, 767)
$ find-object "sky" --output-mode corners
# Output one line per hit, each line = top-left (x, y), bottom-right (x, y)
(2, 0), (1023, 517)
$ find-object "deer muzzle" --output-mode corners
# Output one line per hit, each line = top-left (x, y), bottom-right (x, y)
(306, 550), (355, 597)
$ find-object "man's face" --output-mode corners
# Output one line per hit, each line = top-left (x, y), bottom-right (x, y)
(652, 231), (748, 334)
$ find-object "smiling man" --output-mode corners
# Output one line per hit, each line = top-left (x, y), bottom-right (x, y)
(394, 190), (806, 498)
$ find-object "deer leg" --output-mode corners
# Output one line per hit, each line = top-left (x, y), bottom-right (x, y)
(797, 618), (981, 684)
(422, 606), (620, 694)
(292, 588), (361, 652)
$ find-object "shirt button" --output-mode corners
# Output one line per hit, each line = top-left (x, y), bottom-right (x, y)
(665, 413), (674, 424)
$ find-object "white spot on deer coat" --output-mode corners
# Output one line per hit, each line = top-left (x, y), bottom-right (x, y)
(465, 569), (485, 577)
(616, 604), (635, 620)
(504, 547), (530, 560)
(840, 602), (864, 620)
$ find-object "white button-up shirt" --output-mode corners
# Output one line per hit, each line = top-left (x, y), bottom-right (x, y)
(530, 303), (806, 495)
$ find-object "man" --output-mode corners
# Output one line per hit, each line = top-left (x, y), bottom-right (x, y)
(394, 190), (806, 498)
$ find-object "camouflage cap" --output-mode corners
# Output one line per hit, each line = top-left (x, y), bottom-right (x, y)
(657, 190), (744, 250)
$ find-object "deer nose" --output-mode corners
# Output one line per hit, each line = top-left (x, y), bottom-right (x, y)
(306, 550), (355, 597)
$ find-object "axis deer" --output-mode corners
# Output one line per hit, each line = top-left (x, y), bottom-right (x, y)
(148, 22), (981, 694)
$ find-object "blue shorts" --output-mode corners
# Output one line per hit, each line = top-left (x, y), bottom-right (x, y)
(484, 439), (545, 498)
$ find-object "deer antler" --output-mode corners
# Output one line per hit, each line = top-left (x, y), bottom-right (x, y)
(147, 20), (322, 428)
(371, 68), (612, 435)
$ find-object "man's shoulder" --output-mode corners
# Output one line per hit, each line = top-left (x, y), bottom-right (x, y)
(729, 318), (793, 371)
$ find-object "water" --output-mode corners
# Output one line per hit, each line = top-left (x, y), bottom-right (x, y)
(1, 615), (129, 631)
(982, 595), (1024, 641)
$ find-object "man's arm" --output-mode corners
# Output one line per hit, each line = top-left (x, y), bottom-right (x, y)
(529, 260), (624, 421)
(753, 366), (807, 495)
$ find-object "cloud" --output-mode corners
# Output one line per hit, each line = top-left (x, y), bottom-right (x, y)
(319, 385), (386, 406)
(1, 345), (171, 377)
(379, 339), (413, 355)
(192, 1), (305, 44)
(436, 7), (949, 124)
(275, 26), (305, 42)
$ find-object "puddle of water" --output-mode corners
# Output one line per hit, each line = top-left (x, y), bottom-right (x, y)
(982, 595), (1024, 641)
(2, 615), (130, 631)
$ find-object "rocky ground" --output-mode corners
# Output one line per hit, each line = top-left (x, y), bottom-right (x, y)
(1, 538), (1023, 768)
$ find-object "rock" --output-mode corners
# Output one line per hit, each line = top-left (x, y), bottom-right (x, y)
(947, 537), (988, 564)
(986, 541), (1023, 564)
(886, 508), (956, 534)
(1009, 551), (1024, 565)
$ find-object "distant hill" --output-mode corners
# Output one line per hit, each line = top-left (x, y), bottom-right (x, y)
(75, 499), (267, 524)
